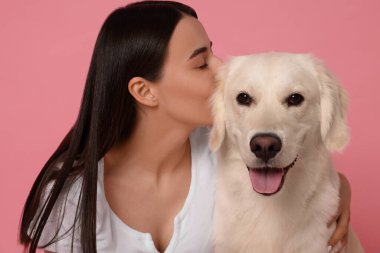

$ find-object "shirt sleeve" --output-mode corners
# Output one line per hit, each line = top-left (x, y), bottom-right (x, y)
(36, 178), (83, 252)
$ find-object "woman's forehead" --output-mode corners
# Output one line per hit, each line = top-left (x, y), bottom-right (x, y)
(166, 15), (211, 62)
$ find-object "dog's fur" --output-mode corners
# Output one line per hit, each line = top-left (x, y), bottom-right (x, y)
(210, 53), (363, 253)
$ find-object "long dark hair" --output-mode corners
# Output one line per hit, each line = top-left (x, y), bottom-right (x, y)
(19, 1), (197, 252)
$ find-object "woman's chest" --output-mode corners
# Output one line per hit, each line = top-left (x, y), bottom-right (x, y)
(104, 170), (191, 252)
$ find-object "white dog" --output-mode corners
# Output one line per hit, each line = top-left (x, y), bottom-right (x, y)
(210, 53), (364, 253)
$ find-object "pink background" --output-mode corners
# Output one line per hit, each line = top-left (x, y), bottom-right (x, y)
(1, 0), (379, 252)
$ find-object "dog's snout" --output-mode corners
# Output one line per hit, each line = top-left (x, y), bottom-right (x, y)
(250, 133), (282, 162)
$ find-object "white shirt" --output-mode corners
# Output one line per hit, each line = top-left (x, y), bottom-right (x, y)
(38, 127), (216, 252)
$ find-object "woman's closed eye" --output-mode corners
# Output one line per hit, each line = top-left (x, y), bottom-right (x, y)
(198, 62), (209, 69)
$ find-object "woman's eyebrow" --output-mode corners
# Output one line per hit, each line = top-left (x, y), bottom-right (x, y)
(188, 41), (213, 60)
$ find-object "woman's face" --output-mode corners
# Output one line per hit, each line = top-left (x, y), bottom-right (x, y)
(154, 15), (223, 128)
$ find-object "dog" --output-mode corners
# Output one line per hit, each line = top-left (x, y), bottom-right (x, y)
(210, 53), (364, 253)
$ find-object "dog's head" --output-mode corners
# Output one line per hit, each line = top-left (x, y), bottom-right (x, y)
(210, 52), (349, 195)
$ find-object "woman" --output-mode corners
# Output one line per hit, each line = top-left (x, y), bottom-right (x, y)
(19, 1), (351, 252)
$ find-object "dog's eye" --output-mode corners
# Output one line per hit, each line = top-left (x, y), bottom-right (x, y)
(236, 92), (253, 106)
(286, 93), (304, 106)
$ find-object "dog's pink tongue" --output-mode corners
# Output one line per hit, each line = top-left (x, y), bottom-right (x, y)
(249, 169), (284, 194)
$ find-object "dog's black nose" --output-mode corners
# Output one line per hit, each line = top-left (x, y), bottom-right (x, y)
(250, 133), (282, 162)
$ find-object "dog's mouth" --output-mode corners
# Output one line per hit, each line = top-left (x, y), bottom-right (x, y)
(247, 156), (298, 196)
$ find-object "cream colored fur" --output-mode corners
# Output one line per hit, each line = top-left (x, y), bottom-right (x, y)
(210, 53), (363, 253)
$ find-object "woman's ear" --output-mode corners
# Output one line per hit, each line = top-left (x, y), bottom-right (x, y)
(128, 77), (158, 107)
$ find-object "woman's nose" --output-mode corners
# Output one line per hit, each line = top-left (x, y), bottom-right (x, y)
(214, 55), (224, 68)
(211, 55), (224, 72)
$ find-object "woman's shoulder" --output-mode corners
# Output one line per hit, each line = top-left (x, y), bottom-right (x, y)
(191, 126), (211, 138)
(43, 169), (83, 210)
(36, 171), (84, 251)
(190, 127), (212, 151)
(190, 127), (217, 171)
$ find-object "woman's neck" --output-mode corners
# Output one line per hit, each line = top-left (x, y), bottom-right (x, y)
(104, 114), (193, 180)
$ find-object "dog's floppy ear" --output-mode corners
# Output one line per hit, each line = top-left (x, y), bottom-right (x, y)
(209, 64), (227, 151)
(312, 56), (350, 151)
